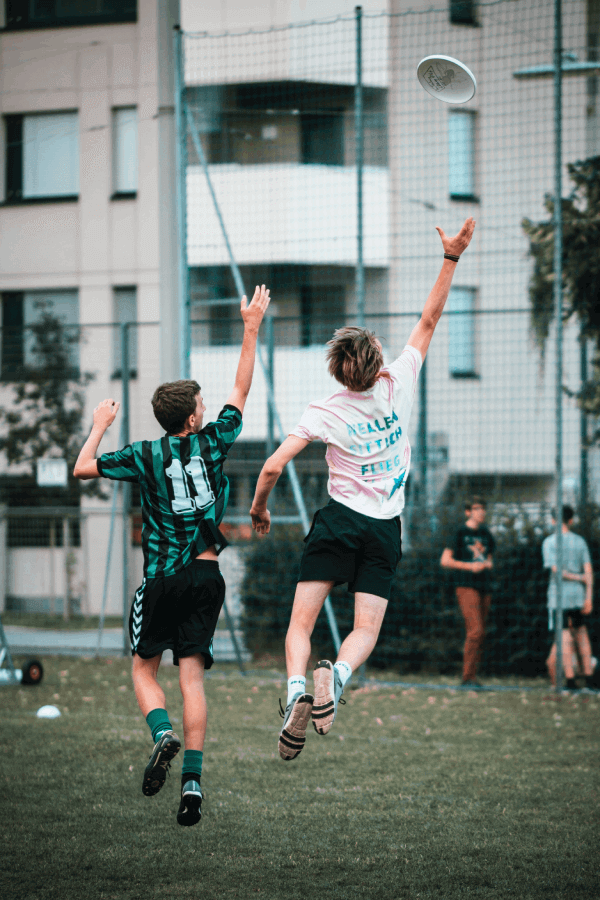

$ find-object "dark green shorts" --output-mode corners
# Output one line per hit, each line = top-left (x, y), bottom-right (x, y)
(129, 560), (225, 667)
(298, 498), (402, 600)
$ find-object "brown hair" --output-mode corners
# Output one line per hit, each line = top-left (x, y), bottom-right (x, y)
(151, 380), (201, 434)
(326, 326), (385, 392)
(465, 496), (487, 511)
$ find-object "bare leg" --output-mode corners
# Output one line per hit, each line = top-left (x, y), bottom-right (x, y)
(336, 592), (388, 670)
(132, 652), (165, 716)
(573, 625), (594, 677)
(285, 580), (334, 678)
(178, 654), (207, 751)
(546, 630), (576, 685)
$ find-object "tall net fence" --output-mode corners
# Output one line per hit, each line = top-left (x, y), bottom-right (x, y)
(177, 1), (600, 679)
(2, 1), (600, 681)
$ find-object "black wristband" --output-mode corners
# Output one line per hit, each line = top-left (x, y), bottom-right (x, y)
(444, 252), (460, 262)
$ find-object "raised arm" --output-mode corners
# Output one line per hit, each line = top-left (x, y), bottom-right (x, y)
(250, 435), (309, 534)
(407, 217), (476, 361)
(226, 285), (270, 414)
(73, 399), (120, 479)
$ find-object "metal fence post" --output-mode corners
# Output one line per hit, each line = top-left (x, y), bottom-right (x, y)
(62, 516), (70, 621)
(553, 0), (565, 692)
(121, 323), (131, 656)
(355, 5), (365, 327)
(266, 313), (275, 459)
(174, 24), (191, 379)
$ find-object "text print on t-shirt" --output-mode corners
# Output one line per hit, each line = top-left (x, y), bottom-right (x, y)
(346, 410), (406, 489)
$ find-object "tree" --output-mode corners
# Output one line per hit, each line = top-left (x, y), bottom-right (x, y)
(0, 303), (98, 495)
(522, 155), (600, 427)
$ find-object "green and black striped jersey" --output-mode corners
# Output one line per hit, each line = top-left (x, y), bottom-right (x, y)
(97, 404), (242, 579)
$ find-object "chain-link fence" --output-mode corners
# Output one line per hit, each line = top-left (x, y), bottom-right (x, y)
(2, 1), (600, 682)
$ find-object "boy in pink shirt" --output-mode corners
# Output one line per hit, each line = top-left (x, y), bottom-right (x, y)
(250, 218), (475, 760)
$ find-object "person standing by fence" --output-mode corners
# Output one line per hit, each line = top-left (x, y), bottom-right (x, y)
(440, 498), (495, 689)
(542, 505), (596, 692)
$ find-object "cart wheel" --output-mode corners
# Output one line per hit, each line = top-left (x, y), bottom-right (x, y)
(21, 659), (44, 685)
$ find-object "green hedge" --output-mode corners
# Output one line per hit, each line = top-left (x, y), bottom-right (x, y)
(239, 512), (600, 677)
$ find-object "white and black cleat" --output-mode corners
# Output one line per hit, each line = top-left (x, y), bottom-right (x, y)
(278, 693), (313, 760)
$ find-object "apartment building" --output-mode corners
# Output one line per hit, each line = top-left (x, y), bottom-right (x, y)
(0, 0), (179, 613)
(184, 0), (600, 514)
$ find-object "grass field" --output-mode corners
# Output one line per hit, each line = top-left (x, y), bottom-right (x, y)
(2, 656), (599, 900)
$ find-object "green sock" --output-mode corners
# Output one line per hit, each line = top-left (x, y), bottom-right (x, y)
(182, 749), (203, 782)
(146, 708), (172, 743)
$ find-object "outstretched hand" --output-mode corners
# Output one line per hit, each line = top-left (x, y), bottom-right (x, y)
(436, 216), (476, 258)
(250, 506), (271, 535)
(240, 284), (271, 331)
(93, 398), (120, 430)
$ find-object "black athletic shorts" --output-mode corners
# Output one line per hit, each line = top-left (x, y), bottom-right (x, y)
(129, 560), (225, 668)
(298, 498), (402, 600)
(554, 607), (585, 630)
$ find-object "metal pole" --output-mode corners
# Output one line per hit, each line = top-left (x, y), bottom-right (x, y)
(355, 6), (365, 327)
(185, 102), (341, 653)
(418, 355), (428, 508)
(174, 25), (191, 378)
(121, 323), (131, 657)
(580, 331), (588, 511)
(266, 313), (275, 459)
(553, 0), (565, 692)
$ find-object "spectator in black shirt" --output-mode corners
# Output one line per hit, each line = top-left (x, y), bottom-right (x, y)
(441, 497), (495, 688)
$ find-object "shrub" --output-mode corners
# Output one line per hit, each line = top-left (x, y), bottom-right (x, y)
(238, 508), (600, 677)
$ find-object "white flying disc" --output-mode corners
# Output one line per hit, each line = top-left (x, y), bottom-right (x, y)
(37, 705), (61, 719)
(417, 55), (476, 104)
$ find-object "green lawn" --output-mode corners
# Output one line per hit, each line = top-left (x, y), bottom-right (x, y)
(2, 657), (599, 900)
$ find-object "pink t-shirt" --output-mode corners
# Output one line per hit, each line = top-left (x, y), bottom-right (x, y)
(291, 345), (422, 519)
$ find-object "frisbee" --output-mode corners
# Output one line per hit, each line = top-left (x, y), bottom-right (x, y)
(417, 55), (476, 104)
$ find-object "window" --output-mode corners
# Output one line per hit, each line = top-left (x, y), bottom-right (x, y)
(448, 110), (476, 200)
(301, 112), (344, 165)
(112, 108), (137, 197)
(450, 0), (477, 25)
(4, 0), (137, 30)
(1, 290), (79, 379)
(112, 287), (137, 377)
(300, 285), (345, 346)
(448, 287), (476, 377)
(5, 112), (79, 202)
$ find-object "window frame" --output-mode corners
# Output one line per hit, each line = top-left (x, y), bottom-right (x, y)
(449, 0), (478, 27)
(3, 0), (137, 31)
(448, 108), (478, 202)
(111, 286), (138, 379)
(3, 111), (79, 205)
(111, 106), (138, 200)
(448, 286), (478, 379)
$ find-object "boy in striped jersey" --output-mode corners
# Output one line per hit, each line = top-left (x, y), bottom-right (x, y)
(74, 285), (270, 825)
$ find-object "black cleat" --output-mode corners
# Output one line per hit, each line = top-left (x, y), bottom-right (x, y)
(177, 779), (203, 826)
(142, 730), (181, 797)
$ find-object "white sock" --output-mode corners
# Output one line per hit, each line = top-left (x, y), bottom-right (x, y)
(334, 660), (353, 688)
(287, 676), (306, 705)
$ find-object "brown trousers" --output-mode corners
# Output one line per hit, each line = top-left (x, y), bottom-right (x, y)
(456, 587), (491, 681)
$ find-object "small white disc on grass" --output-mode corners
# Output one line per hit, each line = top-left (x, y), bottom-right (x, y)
(37, 705), (61, 719)
(417, 55), (476, 104)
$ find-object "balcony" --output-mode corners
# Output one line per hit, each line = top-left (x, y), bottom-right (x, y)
(186, 163), (389, 268)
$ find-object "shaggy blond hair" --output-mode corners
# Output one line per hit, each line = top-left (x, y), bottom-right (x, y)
(326, 326), (385, 392)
